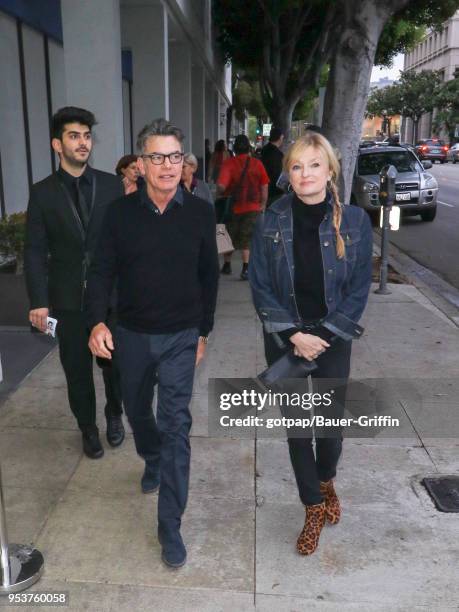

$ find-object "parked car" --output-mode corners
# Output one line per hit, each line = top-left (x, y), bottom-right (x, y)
(415, 138), (449, 163)
(447, 142), (459, 163)
(359, 139), (377, 148)
(351, 145), (438, 222)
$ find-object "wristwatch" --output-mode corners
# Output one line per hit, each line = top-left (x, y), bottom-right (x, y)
(199, 336), (209, 344)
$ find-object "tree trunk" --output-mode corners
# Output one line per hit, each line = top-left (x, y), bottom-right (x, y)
(15, 255), (24, 276)
(321, 1), (409, 204)
(413, 119), (419, 143)
(268, 100), (297, 141)
(226, 105), (233, 146)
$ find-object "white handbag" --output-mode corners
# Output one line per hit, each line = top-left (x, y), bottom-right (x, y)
(216, 224), (234, 255)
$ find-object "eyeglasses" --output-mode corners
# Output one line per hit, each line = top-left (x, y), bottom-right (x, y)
(141, 152), (184, 165)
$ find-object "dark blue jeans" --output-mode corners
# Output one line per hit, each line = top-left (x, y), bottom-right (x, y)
(116, 325), (199, 531)
(264, 330), (352, 505)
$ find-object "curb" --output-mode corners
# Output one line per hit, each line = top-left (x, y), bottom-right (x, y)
(372, 230), (459, 328)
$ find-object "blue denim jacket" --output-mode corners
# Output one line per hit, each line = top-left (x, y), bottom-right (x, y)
(248, 192), (373, 341)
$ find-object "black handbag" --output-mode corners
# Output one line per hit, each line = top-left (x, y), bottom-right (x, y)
(258, 350), (318, 387)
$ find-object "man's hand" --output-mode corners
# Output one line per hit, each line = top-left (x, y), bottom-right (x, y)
(290, 332), (330, 362)
(195, 338), (207, 366)
(88, 323), (114, 359)
(29, 308), (49, 333)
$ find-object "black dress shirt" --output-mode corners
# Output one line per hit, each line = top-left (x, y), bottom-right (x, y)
(57, 165), (93, 226)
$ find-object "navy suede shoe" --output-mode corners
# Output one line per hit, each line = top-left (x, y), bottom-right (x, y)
(141, 465), (160, 494)
(158, 528), (186, 568)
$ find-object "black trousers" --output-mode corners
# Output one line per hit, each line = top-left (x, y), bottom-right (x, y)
(54, 310), (122, 429)
(263, 330), (352, 505)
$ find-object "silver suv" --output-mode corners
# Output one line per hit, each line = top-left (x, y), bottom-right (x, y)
(351, 146), (438, 222)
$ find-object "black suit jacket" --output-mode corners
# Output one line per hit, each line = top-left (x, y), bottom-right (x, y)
(24, 168), (123, 311)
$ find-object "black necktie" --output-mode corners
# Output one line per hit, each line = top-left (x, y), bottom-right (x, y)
(74, 177), (89, 229)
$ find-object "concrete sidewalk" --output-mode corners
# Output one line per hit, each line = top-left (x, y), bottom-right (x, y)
(0, 265), (458, 611)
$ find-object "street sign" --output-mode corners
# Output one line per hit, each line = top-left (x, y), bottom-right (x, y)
(262, 123), (272, 136)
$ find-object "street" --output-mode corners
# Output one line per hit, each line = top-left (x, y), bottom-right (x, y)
(378, 162), (459, 290)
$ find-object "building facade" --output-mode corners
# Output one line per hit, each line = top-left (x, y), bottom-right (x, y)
(401, 10), (459, 142)
(0, 0), (232, 217)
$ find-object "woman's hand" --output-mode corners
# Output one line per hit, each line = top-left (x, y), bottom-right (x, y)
(290, 332), (330, 361)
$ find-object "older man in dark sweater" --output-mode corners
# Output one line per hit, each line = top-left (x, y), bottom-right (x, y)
(86, 119), (219, 568)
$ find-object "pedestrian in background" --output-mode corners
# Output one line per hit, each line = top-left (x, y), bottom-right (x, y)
(204, 138), (212, 181)
(181, 152), (213, 203)
(24, 106), (125, 459)
(249, 131), (372, 556)
(261, 126), (285, 206)
(217, 134), (269, 280)
(207, 139), (230, 183)
(116, 154), (140, 194)
(86, 118), (219, 569)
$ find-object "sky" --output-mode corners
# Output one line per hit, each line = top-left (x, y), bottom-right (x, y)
(371, 53), (405, 83)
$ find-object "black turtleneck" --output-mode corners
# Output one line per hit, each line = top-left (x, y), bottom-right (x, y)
(293, 194), (328, 319)
(279, 194), (334, 344)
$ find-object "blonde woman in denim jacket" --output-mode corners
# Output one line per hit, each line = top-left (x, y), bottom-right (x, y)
(249, 131), (373, 556)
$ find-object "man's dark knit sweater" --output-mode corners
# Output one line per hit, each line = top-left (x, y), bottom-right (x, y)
(279, 194), (334, 344)
(86, 186), (219, 336)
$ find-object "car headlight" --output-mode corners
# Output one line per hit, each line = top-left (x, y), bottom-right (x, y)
(422, 173), (437, 189)
(362, 182), (379, 193)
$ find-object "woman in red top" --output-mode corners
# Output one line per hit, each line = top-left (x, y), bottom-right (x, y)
(207, 140), (230, 184)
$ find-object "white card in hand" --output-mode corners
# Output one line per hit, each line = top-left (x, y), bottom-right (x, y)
(45, 316), (58, 338)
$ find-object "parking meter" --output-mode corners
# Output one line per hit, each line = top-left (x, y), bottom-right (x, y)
(375, 165), (397, 295)
(379, 164), (397, 207)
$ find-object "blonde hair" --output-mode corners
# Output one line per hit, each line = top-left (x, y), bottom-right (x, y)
(284, 132), (345, 259)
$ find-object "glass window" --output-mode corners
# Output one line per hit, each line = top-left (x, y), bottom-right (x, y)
(358, 151), (422, 176)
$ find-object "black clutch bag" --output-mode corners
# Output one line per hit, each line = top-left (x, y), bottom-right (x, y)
(258, 350), (318, 387)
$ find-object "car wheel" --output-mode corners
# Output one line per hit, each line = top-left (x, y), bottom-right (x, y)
(453, 158), (457, 164)
(441, 159), (446, 164)
(420, 209), (437, 222)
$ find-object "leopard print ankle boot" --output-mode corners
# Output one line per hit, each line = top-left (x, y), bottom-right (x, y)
(319, 479), (341, 525)
(296, 501), (326, 555)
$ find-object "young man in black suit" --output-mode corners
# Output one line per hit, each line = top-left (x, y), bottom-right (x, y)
(24, 106), (125, 459)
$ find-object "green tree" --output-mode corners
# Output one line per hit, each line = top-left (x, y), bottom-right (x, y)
(321, 1), (459, 202)
(397, 70), (442, 142)
(0, 212), (26, 274)
(214, 0), (459, 202)
(366, 84), (404, 136)
(432, 77), (459, 142)
(213, 0), (336, 136)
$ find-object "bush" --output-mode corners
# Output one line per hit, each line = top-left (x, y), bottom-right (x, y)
(0, 212), (27, 273)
